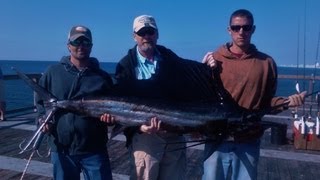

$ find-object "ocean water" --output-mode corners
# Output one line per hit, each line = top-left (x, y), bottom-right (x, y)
(276, 66), (320, 97)
(1, 60), (320, 111)
(0, 60), (116, 111)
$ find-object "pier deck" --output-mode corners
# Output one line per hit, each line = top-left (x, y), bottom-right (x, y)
(1, 109), (320, 180)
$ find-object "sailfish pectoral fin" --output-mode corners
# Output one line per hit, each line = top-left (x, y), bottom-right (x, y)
(11, 67), (57, 102)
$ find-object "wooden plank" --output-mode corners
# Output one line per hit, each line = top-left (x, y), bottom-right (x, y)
(0, 169), (51, 180)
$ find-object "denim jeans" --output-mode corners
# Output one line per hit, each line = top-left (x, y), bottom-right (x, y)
(51, 151), (112, 180)
(202, 140), (260, 180)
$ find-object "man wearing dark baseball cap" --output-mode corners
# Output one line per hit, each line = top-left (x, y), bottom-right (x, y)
(36, 25), (115, 179)
(65, 25), (94, 61)
(68, 25), (92, 42)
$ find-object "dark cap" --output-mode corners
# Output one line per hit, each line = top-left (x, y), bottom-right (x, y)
(68, 25), (92, 42)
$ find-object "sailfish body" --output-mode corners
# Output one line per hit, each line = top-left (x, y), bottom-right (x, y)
(12, 60), (250, 137)
(55, 97), (242, 130)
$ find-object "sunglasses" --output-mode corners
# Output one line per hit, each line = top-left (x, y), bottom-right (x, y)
(69, 39), (92, 47)
(135, 28), (156, 37)
(230, 25), (253, 32)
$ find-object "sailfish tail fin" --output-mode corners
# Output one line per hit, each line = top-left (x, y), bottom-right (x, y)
(11, 67), (57, 102)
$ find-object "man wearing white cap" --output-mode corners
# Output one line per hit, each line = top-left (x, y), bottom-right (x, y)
(115, 15), (187, 180)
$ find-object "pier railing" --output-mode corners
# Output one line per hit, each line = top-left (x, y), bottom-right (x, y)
(3, 74), (42, 115)
(278, 74), (320, 80)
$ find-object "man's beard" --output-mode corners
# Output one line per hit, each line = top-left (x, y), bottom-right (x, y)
(140, 43), (154, 52)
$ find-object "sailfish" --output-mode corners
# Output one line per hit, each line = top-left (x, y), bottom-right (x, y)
(13, 60), (267, 153)
(12, 60), (292, 156)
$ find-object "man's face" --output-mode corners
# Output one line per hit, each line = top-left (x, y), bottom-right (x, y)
(134, 27), (158, 53)
(228, 16), (255, 48)
(68, 37), (92, 60)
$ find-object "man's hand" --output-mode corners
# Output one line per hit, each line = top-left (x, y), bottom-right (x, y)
(100, 113), (115, 125)
(286, 91), (307, 107)
(38, 116), (52, 133)
(140, 117), (161, 134)
(202, 52), (217, 68)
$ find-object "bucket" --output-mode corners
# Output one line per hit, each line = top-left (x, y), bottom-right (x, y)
(271, 123), (287, 145)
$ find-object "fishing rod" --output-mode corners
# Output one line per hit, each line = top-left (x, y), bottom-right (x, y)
(163, 91), (315, 151)
(294, 17), (302, 120)
(294, 24), (320, 139)
(272, 90), (317, 110)
(296, 19), (300, 92)
(315, 25), (320, 92)
(302, 0), (307, 92)
(161, 140), (209, 153)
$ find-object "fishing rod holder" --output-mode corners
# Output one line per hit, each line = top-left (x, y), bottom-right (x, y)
(293, 108), (320, 151)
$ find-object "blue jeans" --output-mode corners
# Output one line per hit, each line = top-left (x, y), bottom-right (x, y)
(51, 151), (112, 180)
(202, 140), (260, 180)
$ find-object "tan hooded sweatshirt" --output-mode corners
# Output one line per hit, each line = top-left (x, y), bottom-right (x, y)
(213, 43), (287, 112)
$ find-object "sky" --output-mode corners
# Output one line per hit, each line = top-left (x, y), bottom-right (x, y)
(0, 0), (319, 66)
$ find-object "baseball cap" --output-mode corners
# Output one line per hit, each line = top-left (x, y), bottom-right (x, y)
(68, 25), (92, 42)
(133, 15), (158, 33)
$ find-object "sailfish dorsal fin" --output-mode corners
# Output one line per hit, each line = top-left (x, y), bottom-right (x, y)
(11, 67), (57, 102)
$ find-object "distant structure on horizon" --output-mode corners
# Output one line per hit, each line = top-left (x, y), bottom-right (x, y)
(278, 63), (320, 68)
